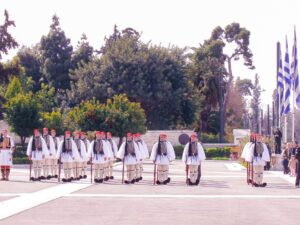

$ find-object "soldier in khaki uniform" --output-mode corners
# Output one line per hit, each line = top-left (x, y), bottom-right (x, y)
(0, 129), (15, 181)
(150, 134), (175, 185)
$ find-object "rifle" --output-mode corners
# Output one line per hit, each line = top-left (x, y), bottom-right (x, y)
(251, 161), (254, 187)
(122, 157), (125, 184)
(58, 155), (62, 182)
(185, 157), (189, 185)
(29, 157), (32, 181)
(153, 163), (157, 185)
(246, 162), (249, 185)
(90, 157), (93, 183)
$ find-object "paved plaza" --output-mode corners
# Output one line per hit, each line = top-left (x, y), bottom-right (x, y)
(0, 160), (299, 225)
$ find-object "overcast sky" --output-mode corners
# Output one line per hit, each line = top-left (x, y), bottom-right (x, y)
(1, 0), (300, 109)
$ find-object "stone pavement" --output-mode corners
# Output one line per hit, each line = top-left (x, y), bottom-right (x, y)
(0, 160), (299, 225)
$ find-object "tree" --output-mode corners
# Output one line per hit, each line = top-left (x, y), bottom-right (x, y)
(41, 110), (63, 135)
(40, 15), (73, 90)
(71, 33), (93, 69)
(250, 73), (261, 133)
(5, 76), (23, 99)
(0, 10), (18, 59)
(17, 45), (42, 92)
(35, 83), (58, 112)
(191, 23), (254, 141)
(69, 26), (195, 129)
(5, 93), (41, 146)
(105, 94), (146, 146)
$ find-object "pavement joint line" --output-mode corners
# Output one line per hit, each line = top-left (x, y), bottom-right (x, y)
(63, 194), (300, 199)
(0, 183), (92, 220)
(267, 171), (296, 184)
(225, 163), (245, 171)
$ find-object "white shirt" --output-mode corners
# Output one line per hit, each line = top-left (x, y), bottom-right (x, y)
(89, 139), (110, 164)
(245, 142), (271, 166)
(26, 136), (49, 161)
(182, 142), (206, 165)
(117, 141), (141, 165)
(150, 141), (175, 165)
(56, 139), (80, 163)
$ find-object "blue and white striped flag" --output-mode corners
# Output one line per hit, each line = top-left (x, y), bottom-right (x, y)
(291, 28), (300, 109)
(278, 45), (284, 116)
(283, 38), (291, 114)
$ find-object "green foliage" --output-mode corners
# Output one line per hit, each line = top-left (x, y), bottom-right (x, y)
(13, 157), (30, 164)
(200, 133), (220, 143)
(205, 147), (231, 158)
(5, 93), (41, 144)
(40, 15), (73, 90)
(0, 10), (18, 59)
(71, 33), (93, 68)
(5, 76), (23, 99)
(211, 157), (230, 160)
(35, 83), (58, 112)
(174, 145), (184, 158)
(41, 110), (63, 135)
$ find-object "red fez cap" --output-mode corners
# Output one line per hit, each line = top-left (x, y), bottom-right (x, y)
(101, 131), (106, 135)
(34, 129), (39, 133)
(107, 132), (112, 135)
(74, 131), (80, 135)
(65, 131), (71, 135)
(80, 131), (86, 135)
(95, 131), (101, 135)
(43, 127), (48, 131)
(190, 134), (197, 138)
(51, 129), (56, 132)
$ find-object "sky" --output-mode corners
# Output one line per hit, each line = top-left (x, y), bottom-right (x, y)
(1, 0), (300, 109)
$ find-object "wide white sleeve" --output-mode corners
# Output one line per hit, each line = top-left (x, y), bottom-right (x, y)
(182, 143), (189, 163)
(198, 143), (206, 161)
(49, 136), (56, 155)
(71, 140), (80, 159)
(245, 143), (254, 162)
(262, 143), (271, 162)
(26, 137), (33, 156)
(105, 141), (113, 159)
(150, 143), (158, 161)
(134, 142), (141, 161)
(241, 143), (250, 159)
(9, 137), (15, 154)
(103, 141), (111, 158)
(56, 141), (63, 159)
(112, 140), (118, 156)
(117, 142), (126, 159)
(88, 141), (94, 158)
(41, 138), (49, 157)
(80, 140), (87, 159)
(142, 141), (149, 158)
(167, 142), (176, 161)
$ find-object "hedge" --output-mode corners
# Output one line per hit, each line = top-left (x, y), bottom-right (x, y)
(174, 145), (231, 159)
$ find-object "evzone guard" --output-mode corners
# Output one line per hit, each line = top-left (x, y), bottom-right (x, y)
(42, 127), (56, 179)
(26, 129), (49, 181)
(0, 129), (15, 181)
(150, 133), (175, 185)
(50, 129), (61, 179)
(89, 131), (110, 183)
(117, 132), (141, 184)
(241, 134), (255, 184)
(73, 131), (88, 180)
(134, 133), (149, 182)
(244, 134), (271, 187)
(182, 134), (206, 185)
(80, 131), (90, 179)
(56, 131), (80, 182)
(105, 132), (118, 179)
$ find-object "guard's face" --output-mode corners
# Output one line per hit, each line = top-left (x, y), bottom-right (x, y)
(191, 136), (198, 142)
(43, 129), (48, 135)
(127, 136), (133, 141)
(34, 130), (40, 136)
(81, 134), (86, 139)
(74, 134), (80, 139)
(107, 133), (112, 139)
(51, 131), (56, 136)
(2, 130), (8, 137)
(96, 134), (101, 139)
(65, 133), (71, 139)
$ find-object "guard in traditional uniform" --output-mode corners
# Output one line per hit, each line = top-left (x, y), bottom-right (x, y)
(89, 131), (110, 183)
(134, 133), (149, 181)
(117, 133), (141, 184)
(106, 132), (118, 179)
(73, 131), (87, 180)
(80, 131), (90, 179)
(182, 134), (206, 185)
(0, 129), (15, 181)
(26, 129), (49, 181)
(56, 131), (80, 182)
(150, 134), (175, 185)
(42, 127), (56, 179)
(245, 134), (270, 187)
(50, 129), (60, 178)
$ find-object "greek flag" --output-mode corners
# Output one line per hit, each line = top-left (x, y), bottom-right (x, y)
(283, 38), (291, 114)
(291, 28), (300, 109)
(278, 45), (284, 116)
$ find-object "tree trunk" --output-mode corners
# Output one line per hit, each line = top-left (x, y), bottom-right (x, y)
(220, 57), (234, 142)
(20, 136), (26, 148)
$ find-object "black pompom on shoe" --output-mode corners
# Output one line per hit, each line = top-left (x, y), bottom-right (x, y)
(62, 178), (67, 182)
(30, 177), (35, 181)
(139, 177), (143, 181)
(135, 178), (140, 182)
(166, 177), (171, 183)
(109, 176), (114, 179)
(124, 180), (130, 184)
(83, 175), (87, 179)
(131, 180), (135, 184)
(99, 179), (103, 183)
(47, 175), (52, 180)
(104, 176), (109, 181)
(156, 180), (161, 185)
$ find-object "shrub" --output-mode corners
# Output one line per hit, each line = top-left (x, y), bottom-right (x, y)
(204, 147), (231, 158)
(174, 145), (184, 157)
(200, 133), (220, 143)
(13, 157), (29, 164)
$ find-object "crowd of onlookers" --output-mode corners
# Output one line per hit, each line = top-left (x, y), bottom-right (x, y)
(282, 142), (299, 177)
